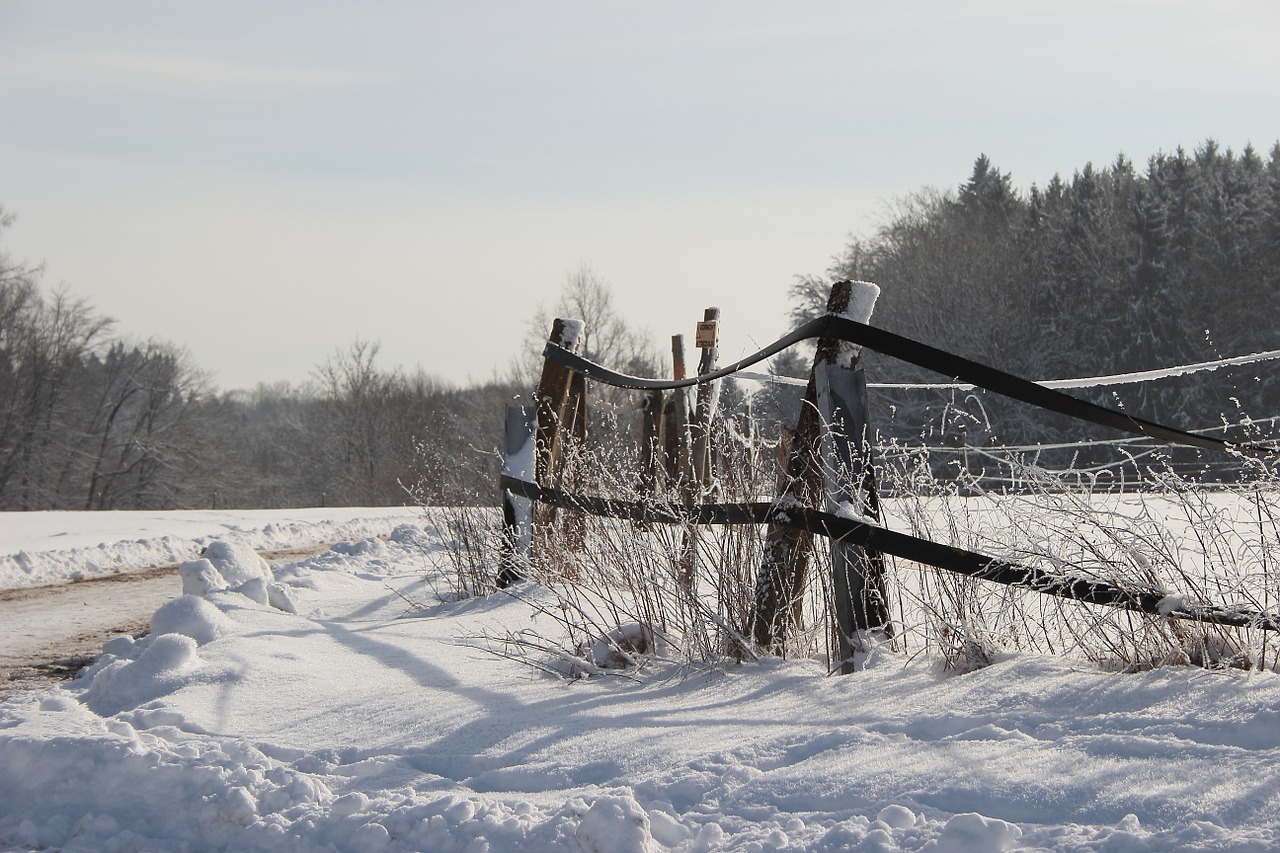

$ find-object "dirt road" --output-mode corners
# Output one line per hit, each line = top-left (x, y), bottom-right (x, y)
(0, 546), (330, 699)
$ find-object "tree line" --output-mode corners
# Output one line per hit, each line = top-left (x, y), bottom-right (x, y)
(6, 139), (1277, 510)
(789, 140), (1280, 473)
(0, 233), (674, 512)
(1, 207), (526, 511)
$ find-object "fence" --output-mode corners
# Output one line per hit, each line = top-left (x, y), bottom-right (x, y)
(499, 281), (1280, 672)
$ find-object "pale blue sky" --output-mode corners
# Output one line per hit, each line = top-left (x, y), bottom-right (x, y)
(2, 1), (1278, 390)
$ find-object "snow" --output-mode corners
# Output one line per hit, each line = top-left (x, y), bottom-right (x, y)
(0, 506), (423, 590)
(843, 280), (880, 328)
(833, 281), (880, 368)
(4, 508), (1280, 851)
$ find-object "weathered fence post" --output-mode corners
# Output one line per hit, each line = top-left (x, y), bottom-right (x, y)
(817, 363), (892, 672)
(692, 307), (721, 495)
(660, 333), (700, 588)
(733, 397), (761, 484)
(534, 318), (584, 543)
(662, 335), (694, 488)
(638, 389), (665, 500)
(749, 280), (879, 653)
(561, 370), (589, 550)
(498, 405), (537, 588)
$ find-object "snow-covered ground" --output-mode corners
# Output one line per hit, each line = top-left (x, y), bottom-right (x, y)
(3, 508), (1280, 852)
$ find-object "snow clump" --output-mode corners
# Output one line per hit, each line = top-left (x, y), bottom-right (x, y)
(151, 594), (234, 645)
(923, 812), (1022, 853)
(200, 540), (272, 586)
(178, 540), (297, 613)
(575, 795), (655, 853)
(179, 557), (226, 596)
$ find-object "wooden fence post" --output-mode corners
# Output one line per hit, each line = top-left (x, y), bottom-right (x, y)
(692, 307), (721, 495)
(749, 280), (875, 652)
(660, 333), (700, 588)
(498, 405), (537, 588)
(534, 318), (584, 540)
(637, 388), (665, 528)
(561, 370), (589, 550)
(640, 390), (664, 492)
(732, 397), (761, 487)
(817, 363), (892, 672)
(662, 335), (693, 488)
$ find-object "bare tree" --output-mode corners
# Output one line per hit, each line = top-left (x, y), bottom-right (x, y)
(80, 341), (210, 509)
(518, 263), (662, 385)
(0, 284), (113, 508)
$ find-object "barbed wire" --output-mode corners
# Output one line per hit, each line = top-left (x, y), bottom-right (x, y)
(733, 347), (1280, 390)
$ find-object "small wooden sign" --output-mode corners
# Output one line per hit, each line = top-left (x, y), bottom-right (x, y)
(695, 320), (718, 349)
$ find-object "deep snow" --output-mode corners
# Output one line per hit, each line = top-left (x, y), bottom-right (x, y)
(3, 508), (1280, 852)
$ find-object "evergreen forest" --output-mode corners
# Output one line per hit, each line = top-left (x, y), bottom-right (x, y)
(792, 140), (1280, 475)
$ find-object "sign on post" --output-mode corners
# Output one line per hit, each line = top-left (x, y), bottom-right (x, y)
(695, 320), (718, 349)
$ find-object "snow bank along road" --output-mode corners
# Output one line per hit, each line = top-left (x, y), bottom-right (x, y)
(0, 507), (424, 699)
(0, 547), (331, 699)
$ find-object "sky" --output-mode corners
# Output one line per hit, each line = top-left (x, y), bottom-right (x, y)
(2, 1), (1278, 392)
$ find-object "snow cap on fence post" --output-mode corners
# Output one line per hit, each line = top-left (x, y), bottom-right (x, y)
(554, 318), (584, 352)
(833, 281), (880, 368)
